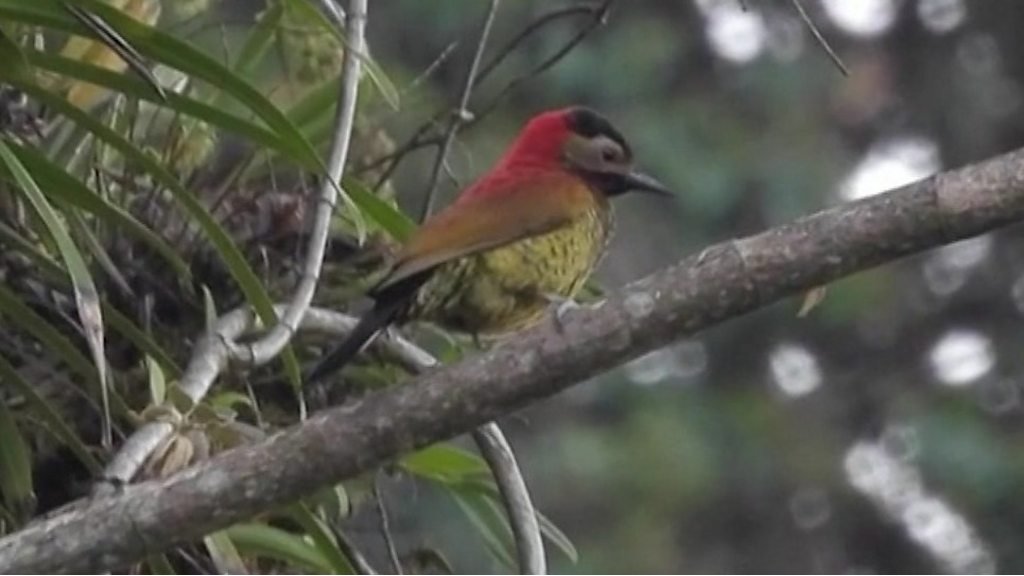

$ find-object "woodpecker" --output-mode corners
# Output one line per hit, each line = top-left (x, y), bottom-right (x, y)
(307, 106), (671, 385)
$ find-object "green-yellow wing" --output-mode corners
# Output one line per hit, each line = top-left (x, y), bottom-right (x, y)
(378, 170), (596, 292)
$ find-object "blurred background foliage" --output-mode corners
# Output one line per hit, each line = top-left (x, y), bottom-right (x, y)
(2, 0), (1024, 573)
(365, 0), (1024, 573)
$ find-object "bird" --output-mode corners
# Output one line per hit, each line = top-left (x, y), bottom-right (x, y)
(306, 106), (672, 386)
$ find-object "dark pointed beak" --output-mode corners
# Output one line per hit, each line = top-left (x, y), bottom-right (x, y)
(623, 170), (674, 196)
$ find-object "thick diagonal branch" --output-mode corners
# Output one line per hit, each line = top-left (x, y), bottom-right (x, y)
(3, 147), (1024, 573)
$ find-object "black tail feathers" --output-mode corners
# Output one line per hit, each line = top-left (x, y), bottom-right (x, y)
(304, 269), (433, 390)
(304, 302), (398, 386)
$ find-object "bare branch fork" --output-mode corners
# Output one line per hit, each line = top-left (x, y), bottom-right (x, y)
(5, 140), (1024, 572)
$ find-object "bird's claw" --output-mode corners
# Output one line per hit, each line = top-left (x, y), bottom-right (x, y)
(696, 246), (714, 266)
(544, 293), (602, 335)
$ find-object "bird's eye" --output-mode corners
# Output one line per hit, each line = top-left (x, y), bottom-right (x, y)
(601, 147), (619, 163)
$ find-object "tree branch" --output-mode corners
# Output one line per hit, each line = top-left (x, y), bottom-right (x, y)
(4, 146), (1024, 573)
(96, 305), (549, 574)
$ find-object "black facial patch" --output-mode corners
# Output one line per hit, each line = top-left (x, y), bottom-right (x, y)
(565, 107), (632, 159)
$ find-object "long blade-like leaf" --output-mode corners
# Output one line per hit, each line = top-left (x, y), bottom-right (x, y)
(0, 353), (102, 475)
(204, 530), (249, 575)
(226, 523), (334, 574)
(11, 50), (296, 165)
(0, 28), (29, 78)
(8, 140), (191, 281)
(0, 139), (112, 447)
(61, 1), (167, 102)
(232, 3), (283, 78)
(0, 397), (34, 525)
(0, 218), (181, 379)
(0, 0), (321, 166)
(287, 503), (357, 574)
(12, 84), (304, 394)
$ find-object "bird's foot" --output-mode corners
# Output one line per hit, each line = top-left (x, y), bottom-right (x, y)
(696, 245), (714, 265)
(543, 293), (602, 335)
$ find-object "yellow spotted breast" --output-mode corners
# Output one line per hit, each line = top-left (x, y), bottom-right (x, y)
(410, 201), (612, 335)
(376, 169), (613, 336)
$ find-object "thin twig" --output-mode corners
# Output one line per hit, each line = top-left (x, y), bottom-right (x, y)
(373, 473), (403, 575)
(472, 0), (612, 122)
(475, 4), (598, 83)
(418, 0), (501, 222)
(332, 524), (378, 575)
(788, 0), (848, 76)
(407, 40), (460, 94)
(358, 0), (612, 190)
(238, 0), (367, 365)
(370, 120), (436, 192)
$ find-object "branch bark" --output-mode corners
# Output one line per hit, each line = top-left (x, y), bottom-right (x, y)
(3, 146), (1024, 573)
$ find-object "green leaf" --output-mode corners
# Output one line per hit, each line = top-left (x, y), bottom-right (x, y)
(204, 530), (249, 575)
(0, 351), (103, 474)
(0, 283), (96, 390)
(145, 553), (177, 575)
(360, 55), (401, 111)
(0, 268), (132, 426)
(65, 208), (134, 297)
(400, 443), (490, 482)
(226, 523), (334, 574)
(208, 391), (252, 412)
(103, 302), (181, 377)
(343, 175), (416, 241)
(4, 140), (191, 281)
(233, 3), (283, 75)
(287, 503), (357, 574)
(0, 220), (64, 281)
(0, 398), (35, 525)
(7, 1), (378, 255)
(450, 478), (579, 565)
(0, 138), (112, 446)
(146, 355), (166, 406)
(0, 28), (28, 78)
(61, 1), (167, 101)
(285, 76), (342, 130)
(201, 284), (218, 334)
(13, 84), (305, 399)
(451, 490), (517, 569)
(0, 0), (323, 168)
(12, 50), (296, 165)
(538, 511), (578, 564)
(0, 216), (178, 381)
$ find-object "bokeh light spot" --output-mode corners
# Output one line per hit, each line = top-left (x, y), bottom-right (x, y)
(696, 0), (767, 63)
(917, 0), (967, 34)
(929, 329), (995, 387)
(822, 0), (897, 38)
(839, 137), (940, 201)
(770, 343), (822, 397)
